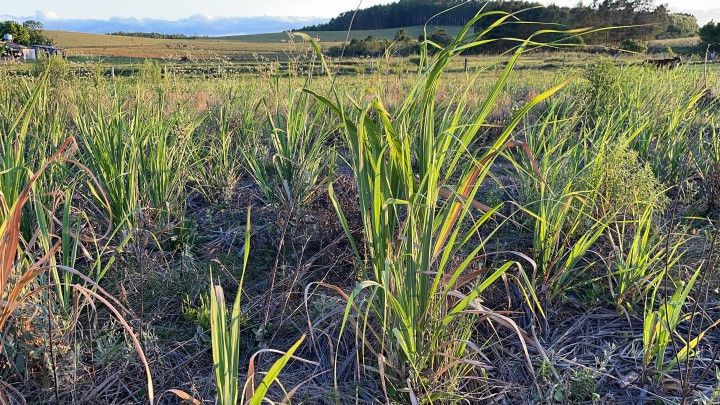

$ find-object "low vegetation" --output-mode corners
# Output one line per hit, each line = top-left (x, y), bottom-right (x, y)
(1, 8), (719, 405)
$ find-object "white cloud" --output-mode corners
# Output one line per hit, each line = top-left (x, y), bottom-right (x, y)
(676, 8), (720, 25)
(35, 10), (59, 20)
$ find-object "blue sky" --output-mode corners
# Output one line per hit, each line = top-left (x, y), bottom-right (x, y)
(2, 1), (718, 35)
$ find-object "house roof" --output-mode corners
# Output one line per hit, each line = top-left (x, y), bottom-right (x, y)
(31, 44), (64, 51)
(1, 42), (29, 50)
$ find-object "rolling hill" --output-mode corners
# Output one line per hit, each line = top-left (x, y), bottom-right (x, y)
(45, 30), (304, 59)
(222, 25), (464, 43)
(45, 25), (463, 59)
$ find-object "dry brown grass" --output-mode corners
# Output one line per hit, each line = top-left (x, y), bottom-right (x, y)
(45, 30), (327, 60)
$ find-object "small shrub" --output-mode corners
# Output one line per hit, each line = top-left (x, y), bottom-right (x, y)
(182, 293), (212, 331)
(585, 142), (668, 219)
(620, 39), (648, 54)
(568, 368), (598, 402)
(585, 59), (622, 112)
(32, 54), (70, 80)
(138, 59), (162, 83)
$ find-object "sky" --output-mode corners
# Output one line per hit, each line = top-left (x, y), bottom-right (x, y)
(1, 1), (719, 36)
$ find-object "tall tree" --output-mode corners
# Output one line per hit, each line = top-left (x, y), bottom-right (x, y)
(662, 13), (699, 38)
(699, 21), (720, 51)
(24, 20), (54, 45)
(0, 21), (30, 45)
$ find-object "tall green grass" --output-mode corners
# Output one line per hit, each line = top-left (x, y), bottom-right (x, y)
(312, 12), (579, 400)
(204, 208), (306, 404)
(245, 90), (333, 208)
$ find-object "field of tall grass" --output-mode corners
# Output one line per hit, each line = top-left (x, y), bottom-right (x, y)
(1, 14), (720, 404)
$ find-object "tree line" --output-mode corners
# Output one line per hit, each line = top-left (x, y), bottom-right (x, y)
(108, 32), (207, 40)
(700, 21), (720, 52)
(303, 0), (698, 45)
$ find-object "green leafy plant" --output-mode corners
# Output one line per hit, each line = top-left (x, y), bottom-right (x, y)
(643, 268), (700, 374)
(75, 98), (142, 227)
(182, 293), (212, 331)
(309, 11), (579, 400)
(610, 206), (684, 310)
(514, 114), (611, 301)
(209, 208), (252, 405)
(173, 207), (306, 404)
(0, 137), (75, 331)
(244, 90), (333, 209)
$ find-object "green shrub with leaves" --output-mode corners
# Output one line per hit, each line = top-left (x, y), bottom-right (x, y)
(585, 141), (668, 220)
(585, 58), (622, 114)
(620, 38), (648, 54)
(32, 54), (70, 81)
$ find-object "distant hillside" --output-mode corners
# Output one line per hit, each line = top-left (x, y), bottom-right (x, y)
(301, 0), (699, 45)
(302, 0), (482, 31)
(44, 30), (300, 60)
(222, 26), (463, 43)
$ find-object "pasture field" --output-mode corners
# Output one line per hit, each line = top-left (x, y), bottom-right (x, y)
(2, 21), (720, 405)
(44, 30), (311, 60)
(222, 25), (466, 42)
(46, 28), (699, 62)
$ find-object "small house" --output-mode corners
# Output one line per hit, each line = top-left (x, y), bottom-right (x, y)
(1, 42), (36, 61)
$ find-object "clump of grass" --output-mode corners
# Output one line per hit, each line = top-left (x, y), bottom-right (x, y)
(0, 137), (75, 330)
(244, 90), (333, 209)
(643, 267), (700, 375)
(75, 88), (198, 227)
(311, 11), (578, 400)
(182, 293), (212, 331)
(74, 97), (142, 227)
(513, 108), (611, 301)
(610, 205), (685, 310)
(193, 90), (254, 203)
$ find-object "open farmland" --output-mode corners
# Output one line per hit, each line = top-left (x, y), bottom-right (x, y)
(44, 30), (315, 60)
(2, 11), (720, 405)
(222, 25), (466, 42)
(45, 26), (466, 60)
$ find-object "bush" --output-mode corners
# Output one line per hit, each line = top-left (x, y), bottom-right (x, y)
(585, 58), (622, 112)
(585, 142), (668, 219)
(327, 36), (391, 57)
(138, 59), (162, 83)
(32, 54), (70, 80)
(620, 39), (648, 54)
(700, 21), (720, 51)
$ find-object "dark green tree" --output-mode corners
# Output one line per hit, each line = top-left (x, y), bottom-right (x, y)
(394, 28), (412, 42)
(426, 28), (452, 47)
(303, 0), (687, 53)
(0, 21), (30, 45)
(24, 20), (54, 45)
(699, 21), (720, 51)
(0, 20), (53, 45)
(662, 13), (699, 38)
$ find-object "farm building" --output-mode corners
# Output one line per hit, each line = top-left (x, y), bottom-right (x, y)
(32, 44), (65, 57)
(1, 42), (36, 61)
(1, 42), (65, 61)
